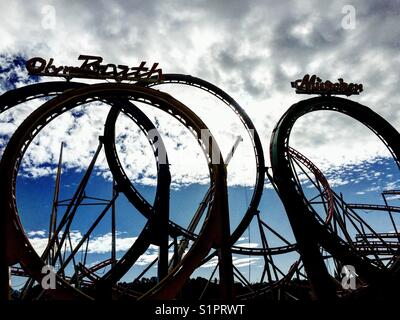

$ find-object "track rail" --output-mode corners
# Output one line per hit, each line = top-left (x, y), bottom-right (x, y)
(270, 96), (400, 299)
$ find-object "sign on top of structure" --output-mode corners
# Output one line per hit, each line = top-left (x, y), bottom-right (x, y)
(26, 55), (163, 82)
(291, 74), (363, 96)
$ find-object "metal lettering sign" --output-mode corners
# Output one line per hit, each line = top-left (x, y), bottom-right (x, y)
(291, 74), (363, 96)
(26, 55), (163, 82)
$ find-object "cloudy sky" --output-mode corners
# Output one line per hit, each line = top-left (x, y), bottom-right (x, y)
(2, 0), (400, 284)
(1, 0), (400, 185)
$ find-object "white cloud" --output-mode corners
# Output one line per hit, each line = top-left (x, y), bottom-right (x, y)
(28, 230), (138, 255)
(1, 1), (400, 188)
(27, 230), (228, 268)
(200, 255), (261, 269)
(27, 230), (46, 237)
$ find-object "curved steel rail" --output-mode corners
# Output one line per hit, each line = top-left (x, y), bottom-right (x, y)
(0, 83), (229, 300)
(0, 82), (191, 296)
(0, 81), (199, 242)
(347, 204), (400, 213)
(288, 147), (335, 223)
(270, 96), (400, 299)
(231, 244), (297, 256)
(0, 80), (278, 301)
(146, 74), (265, 244)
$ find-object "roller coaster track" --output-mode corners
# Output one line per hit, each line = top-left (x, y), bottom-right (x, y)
(2, 72), (399, 301)
(0, 80), (295, 301)
(270, 96), (400, 299)
(0, 83), (230, 300)
(347, 204), (400, 213)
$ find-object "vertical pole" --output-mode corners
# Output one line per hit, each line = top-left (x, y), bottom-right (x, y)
(111, 180), (116, 265)
(256, 212), (272, 283)
(48, 142), (64, 265)
(156, 163), (170, 281)
(248, 223), (251, 283)
(170, 137), (242, 269)
(173, 236), (179, 268)
(0, 211), (8, 300)
(215, 164), (234, 301)
(214, 139), (242, 301)
(340, 193), (347, 230)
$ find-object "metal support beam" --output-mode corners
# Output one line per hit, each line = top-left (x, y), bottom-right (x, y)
(111, 180), (117, 266)
(48, 142), (64, 266)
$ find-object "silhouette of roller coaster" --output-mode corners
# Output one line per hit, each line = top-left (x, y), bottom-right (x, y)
(0, 60), (399, 301)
